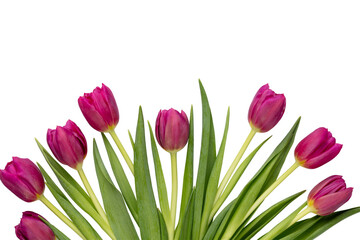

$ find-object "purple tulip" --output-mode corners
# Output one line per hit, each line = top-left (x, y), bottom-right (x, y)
(308, 175), (353, 216)
(0, 157), (45, 202)
(295, 127), (342, 169)
(15, 211), (55, 240)
(78, 83), (119, 132)
(155, 108), (189, 152)
(47, 120), (87, 169)
(248, 84), (286, 132)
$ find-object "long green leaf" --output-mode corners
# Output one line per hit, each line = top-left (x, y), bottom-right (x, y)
(94, 140), (139, 240)
(41, 218), (71, 240)
(192, 80), (215, 239)
(158, 210), (169, 240)
(148, 121), (170, 221)
(235, 190), (305, 240)
(101, 133), (138, 223)
(134, 106), (161, 240)
(179, 189), (195, 240)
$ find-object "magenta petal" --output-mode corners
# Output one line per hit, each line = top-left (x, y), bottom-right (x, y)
(314, 188), (353, 216)
(302, 143), (342, 169)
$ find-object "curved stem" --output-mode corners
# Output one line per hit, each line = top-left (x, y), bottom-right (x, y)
(290, 205), (312, 226)
(77, 167), (109, 226)
(39, 195), (86, 240)
(214, 128), (256, 204)
(169, 152), (178, 240)
(244, 161), (300, 220)
(109, 130), (135, 175)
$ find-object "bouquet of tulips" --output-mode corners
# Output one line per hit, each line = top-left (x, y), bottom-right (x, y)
(1, 81), (358, 240)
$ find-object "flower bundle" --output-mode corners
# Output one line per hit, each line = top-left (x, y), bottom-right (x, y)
(1, 81), (358, 240)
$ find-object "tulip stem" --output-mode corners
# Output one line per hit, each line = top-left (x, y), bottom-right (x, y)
(109, 130), (135, 175)
(169, 152), (178, 240)
(245, 161), (300, 221)
(77, 167), (110, 226)
(39, 195), (86, 240)
(290, 205), (312, 226)
(214, 129), (256, 205)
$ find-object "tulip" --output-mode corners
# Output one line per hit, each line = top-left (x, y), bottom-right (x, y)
(15, 211), (55, 240)
(0, 157), (45, 202)
(295, 127), (342, 169)
(155, 108), (190, 152)
(78, 83), (119, 132)
(248, 84), (286, 132)
(308, 175), (353, 216)
(47, 120), (87, 169)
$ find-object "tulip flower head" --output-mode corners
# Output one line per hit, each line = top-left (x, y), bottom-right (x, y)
(248, 84), (286, 133)
(47, 120), (87, 169)
(0, 157), (45, 202)
(78, 83), (119, 132)
(295, 127), (342, 169)
(155, 108), (190, 152)
(15, 211), (55, 240)
(308, 175), (353, 216)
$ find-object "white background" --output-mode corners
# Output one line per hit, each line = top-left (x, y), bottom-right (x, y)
(1, 1), (360, 239)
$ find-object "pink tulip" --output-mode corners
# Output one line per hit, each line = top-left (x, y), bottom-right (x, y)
(155, 108), (189, 152)
(295, 127), (342, 169)
(47, 120), (87, 169)
(15, 211), (55, 240)
(78, 83), (119, 132)
(0, 157), (45, 202)
(308, 175), (353, 216)
(248, 84), (286, 133)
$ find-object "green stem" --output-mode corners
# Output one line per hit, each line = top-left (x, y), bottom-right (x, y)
(169, 152), (178, 240)
(77, 167), (110, 226)
(109, 129), (135, 175)
(39, 195), (86, 240)
(244, 161), (300, 221)
(290, 205), (312, 226)
(214, 129), (256, 205)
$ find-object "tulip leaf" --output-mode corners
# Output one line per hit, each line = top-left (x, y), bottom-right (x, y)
(213, 117), (301, 239)
(101, 133), (138, 224)
(235, 190), (305, 240)
(128, 130), (135, 151)
(158, 209), (169, 240)
(46, 183), (102, 240)
(134, 106), (162, 240)
(192, 80), (216, 239)
(41, 217), (71, 240)
(93, 139), (139, 240)
(277, 207), (360, 240)
(179, 189), (195, 240)
(177, 105), (194, 238)
(200, 107), (230, 239)
(148, 121), (171, 221)
(35, 139), (94, 208)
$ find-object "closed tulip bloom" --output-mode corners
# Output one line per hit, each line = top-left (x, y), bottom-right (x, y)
(155, 108), (189, 152)
(0, 157), (45, 202)
(47, 120), (87, 169)
(248, 84), (286, 133)
(15, 211), (55, 240)
(308, 175), (353, 216)
(78, 83), (119, 132)
(295, 127), (342, 169)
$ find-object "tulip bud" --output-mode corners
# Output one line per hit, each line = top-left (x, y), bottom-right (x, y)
(155, 108), (189, 152)
(295, 127), (342, 169)
(0, 157), (45, 202)
(308, 175), (353, 216)
(78, 83), (119, 132)
(47, 120), (87, 169)
(248, 84), (286, 133)
(15, 211), (55, 240)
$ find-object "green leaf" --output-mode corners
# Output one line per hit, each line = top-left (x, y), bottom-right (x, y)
(214, 117), (301, 239)
(200, 107), (230, 239)
(158, 210), (169, 240)
(179, 189), (196, 240)
(148, 121), (170, 221)
(35, 139), (94, 208)
(46, 183), (102, 240)
(177, 105), (194, 234)
(128, 130), (135, 151)
(192, 80), (216, 240)
(235, 190), (305, 240)
(101, 133), (138, 223)
(41, 218), (71, 240)
(134, 106), (161, 240)
(278, 207), (360, 240)
(93, 140), (139, 240)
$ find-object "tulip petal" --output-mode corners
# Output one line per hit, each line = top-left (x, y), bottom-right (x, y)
(314, 188), (353, 216)
(302, 143), (342, 169)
